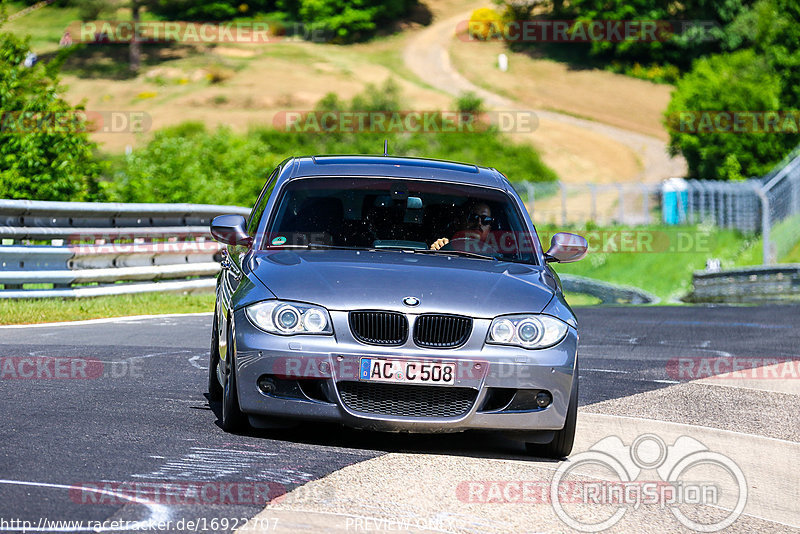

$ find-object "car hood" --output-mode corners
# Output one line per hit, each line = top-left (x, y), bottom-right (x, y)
(249, 249), (555, 318)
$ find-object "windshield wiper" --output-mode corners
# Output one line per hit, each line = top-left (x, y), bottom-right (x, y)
(307, 243), (367, 250)
(413, 249), (495, 261)
(266, 243), (495, 260)
(264, 243), (370, 251)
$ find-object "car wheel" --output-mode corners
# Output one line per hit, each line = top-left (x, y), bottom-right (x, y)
(221, 324), (248, 433)
(526, 363), (578, 459)
(208, 311), (223, 401)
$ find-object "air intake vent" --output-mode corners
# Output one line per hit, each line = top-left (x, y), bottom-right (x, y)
(413, 314), (472, 348)
(349, 311), (408, 346)
(337, 381), (477, 418)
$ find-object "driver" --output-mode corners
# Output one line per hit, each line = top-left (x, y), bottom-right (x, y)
(430, 201), (493, 250)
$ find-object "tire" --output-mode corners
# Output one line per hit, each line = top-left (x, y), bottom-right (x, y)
(526, 363), (578, 459)
(208, 311), (223, 401)
(221, 324), (248, 433)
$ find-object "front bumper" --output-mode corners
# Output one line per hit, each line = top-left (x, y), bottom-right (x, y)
(232, 308), (578, 433)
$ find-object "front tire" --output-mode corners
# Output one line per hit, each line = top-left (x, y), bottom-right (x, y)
(208, 311), (223, 401)
(526, 363), (578, 459)
(221, 324), (248, 433)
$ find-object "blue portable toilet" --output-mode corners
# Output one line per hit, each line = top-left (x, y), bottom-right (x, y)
(662, 177), (688, 225)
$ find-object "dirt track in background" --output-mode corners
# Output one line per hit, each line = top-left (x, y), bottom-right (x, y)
(403, 8), (687, 187)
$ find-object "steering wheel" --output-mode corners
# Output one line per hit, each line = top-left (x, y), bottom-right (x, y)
(441, 236), (496, 255)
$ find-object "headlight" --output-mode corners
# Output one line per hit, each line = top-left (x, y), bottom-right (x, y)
(246, 301), (333, 335)
(486, 314), (568, 349)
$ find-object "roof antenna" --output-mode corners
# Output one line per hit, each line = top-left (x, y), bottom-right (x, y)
(383, 139), (389, 156)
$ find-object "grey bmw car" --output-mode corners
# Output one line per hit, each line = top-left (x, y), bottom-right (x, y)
(208, 155), (588, 457)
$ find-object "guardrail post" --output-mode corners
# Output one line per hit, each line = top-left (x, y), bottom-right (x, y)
(522, 181), (535, 222)
(640, 184), (650, 225)
(752, 184), (772, 265)
(686, 181), (694, 224)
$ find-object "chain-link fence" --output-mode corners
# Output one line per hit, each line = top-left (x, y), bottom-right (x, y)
(759, 148), (800, 264)
(514, 146), (800, 265)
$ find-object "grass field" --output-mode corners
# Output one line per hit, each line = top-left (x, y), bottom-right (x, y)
(448, 32), (674, 141)
(4, 1), (80, 52)
(542, 224), (796, 302)
(0, 292), (214, 325)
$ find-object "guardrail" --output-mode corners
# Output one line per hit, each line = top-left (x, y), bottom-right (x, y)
(0, 199), (249, 299)
(560, 274), (659, 305)
(688, 265), (800, 303)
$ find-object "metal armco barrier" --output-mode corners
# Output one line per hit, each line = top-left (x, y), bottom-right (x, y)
(688, 265), (800, 303)
(560, 274), (659, 305)
(0, 199), (250, 298)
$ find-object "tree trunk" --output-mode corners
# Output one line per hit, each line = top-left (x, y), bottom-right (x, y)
(129, 0), (141, 73)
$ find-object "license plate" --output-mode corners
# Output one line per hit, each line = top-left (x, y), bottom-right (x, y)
(359, 358), (455, 385)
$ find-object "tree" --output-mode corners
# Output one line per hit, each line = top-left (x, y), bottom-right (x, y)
(665, 0), (800, 180)
(728, 0), (800, 105)
(283, 0), (417, 42)
(532, 0), (754, 69)
(0, 22), (103, 200)
(664, 49), (796, 180)
(129, 0), (140, 72)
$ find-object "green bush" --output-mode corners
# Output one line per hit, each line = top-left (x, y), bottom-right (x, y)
(109, 122), (276, 205)
(142, 0), (416, 40)
(455, 91), (484, 114)
(664, 49), (799, 180)
(0, 25), (104, 201)
(143, 0), (276, 21)
(110, 83), (557, 206)
(349, 78), (402, 113)
(291, 0), (416, 42)
(110, 123), (557, 206)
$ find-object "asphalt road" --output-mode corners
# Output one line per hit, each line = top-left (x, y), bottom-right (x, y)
(1, 305), (798, 533)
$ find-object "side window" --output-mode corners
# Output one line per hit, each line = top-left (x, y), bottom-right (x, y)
(247, 167), (280, 238)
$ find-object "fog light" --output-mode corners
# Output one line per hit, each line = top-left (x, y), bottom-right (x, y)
(535, 391), (552, 408)
(257, 375), (276, 395)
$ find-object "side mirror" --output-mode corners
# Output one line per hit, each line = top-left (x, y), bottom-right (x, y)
(545, 232), (588, 263)
(210, 214), (252, 247)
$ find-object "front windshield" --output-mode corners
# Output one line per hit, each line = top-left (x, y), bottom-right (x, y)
(263, 176), (539, 264)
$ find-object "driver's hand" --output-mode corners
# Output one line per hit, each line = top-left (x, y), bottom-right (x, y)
(430, 238), (449, 250)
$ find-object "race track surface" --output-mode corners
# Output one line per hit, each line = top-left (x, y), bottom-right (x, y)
(1, 306), (798, 533)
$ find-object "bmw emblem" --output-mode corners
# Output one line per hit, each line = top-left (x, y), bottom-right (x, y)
(403, 296), (420, 307)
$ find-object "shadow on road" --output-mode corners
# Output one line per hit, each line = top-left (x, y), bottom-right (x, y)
(205, 395), (563, 463)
